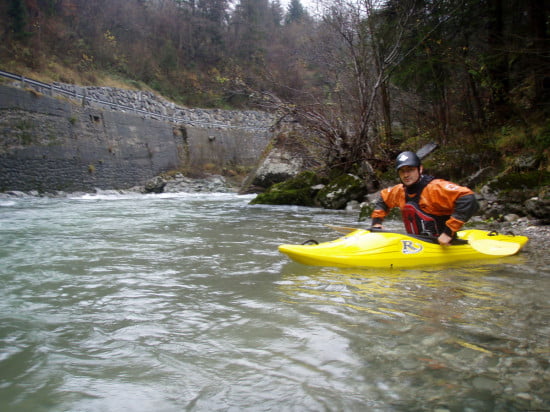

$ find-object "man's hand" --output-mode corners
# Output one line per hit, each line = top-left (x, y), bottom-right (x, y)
(371, 224), (383, 230)
(438, 233), (453, 246)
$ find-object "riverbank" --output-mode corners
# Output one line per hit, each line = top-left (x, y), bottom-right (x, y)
(486, 218), (550, 254)
(0, 173), (237, 198)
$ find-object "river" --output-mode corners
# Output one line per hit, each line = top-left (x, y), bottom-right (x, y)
(0, 192), (548, 411)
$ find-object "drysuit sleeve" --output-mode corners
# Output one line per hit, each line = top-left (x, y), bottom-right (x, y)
(442, 193), (479, 236)
(433, 189), (479, 236)
(371, 196), (388, 226)
(370, 185), (404, 226)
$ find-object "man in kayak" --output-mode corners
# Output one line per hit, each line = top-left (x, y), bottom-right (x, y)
(370, 151), (479, 246)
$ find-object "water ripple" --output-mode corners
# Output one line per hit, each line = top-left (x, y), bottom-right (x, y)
(0, 194), (549, 411)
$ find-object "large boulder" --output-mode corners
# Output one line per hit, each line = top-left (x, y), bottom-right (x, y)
(239, 129), (321, 194)
(248, 147), (305, 189)
(143, 176), (166, 193)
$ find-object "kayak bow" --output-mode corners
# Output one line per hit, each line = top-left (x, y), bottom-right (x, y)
(278, 229), (528, 268)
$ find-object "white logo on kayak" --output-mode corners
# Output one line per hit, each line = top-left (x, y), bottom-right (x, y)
(401, 240), (423, 254)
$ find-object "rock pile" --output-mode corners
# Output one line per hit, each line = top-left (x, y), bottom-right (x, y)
(143, 174), (236, 194)
(50, 82), (275, 130)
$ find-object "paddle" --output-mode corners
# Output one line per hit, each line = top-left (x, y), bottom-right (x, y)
(325, 224), (464, 244)
(324, 225), (521, 256)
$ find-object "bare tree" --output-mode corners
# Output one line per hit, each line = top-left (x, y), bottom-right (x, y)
(269, 0), (469, 174)
(275, 0), (417, 173)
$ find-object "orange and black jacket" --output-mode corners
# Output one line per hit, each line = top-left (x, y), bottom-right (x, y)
(371, 175), (479, 237)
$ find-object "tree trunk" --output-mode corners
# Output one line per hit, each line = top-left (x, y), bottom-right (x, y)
(527, 0), (548, 103)
(380, 80), (392, 143)
(487, 0), (508, 109)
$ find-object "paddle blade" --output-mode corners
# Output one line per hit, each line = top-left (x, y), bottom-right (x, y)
(468, 239), (521, 256)
(325, 224), (361, 234)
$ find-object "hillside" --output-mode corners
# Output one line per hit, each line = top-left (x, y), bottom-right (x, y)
(1, 0), (549, 186)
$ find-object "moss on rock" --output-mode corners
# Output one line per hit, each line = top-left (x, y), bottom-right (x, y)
(358, 201), (402, 223)
(249, 171), (326, 206)
(486, 171), (550, 207)
(316, 174), (368, 209)
(488, 170), (550, 192)
(480, 169), (550, 217)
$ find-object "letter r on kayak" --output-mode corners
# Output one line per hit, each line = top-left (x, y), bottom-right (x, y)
(401, 240), (423, 254)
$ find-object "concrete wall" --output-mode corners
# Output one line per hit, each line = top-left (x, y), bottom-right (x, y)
(0, 85), (273, 192)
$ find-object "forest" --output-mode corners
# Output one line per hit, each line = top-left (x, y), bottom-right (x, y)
(1, 0), (549, 180)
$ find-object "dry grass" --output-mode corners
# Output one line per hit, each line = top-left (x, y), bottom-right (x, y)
(4, 59), (156, 94)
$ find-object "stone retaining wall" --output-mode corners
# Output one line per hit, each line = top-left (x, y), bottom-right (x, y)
(0, 84), (275, 192)
(22, 79), (275, 130)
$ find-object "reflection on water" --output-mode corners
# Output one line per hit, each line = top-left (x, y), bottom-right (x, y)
(0, 193), (548, 411)
(278, 260), (550, 410)
(278, 262), (524, 318)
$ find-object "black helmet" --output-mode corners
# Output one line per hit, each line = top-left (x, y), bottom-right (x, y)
(395, 151), (421, 170)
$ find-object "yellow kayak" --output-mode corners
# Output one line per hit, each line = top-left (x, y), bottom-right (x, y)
(278, 229), (529, 268)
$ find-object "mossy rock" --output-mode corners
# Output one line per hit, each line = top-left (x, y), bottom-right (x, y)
(358, 201), (402, 222)
(249, 171), (326, 206)
(481, 170), (550, 216)
(315, 174), (368, 209)
(488, 170), (550, 196)
(358, 202), (375, 221)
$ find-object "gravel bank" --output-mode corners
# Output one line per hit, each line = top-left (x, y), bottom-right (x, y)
(474, 218), (550, 260)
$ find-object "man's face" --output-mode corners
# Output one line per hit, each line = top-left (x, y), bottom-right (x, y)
(398, 165), (422, 187)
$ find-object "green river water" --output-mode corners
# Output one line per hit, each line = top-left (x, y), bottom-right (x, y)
(0, 192), (548, 411)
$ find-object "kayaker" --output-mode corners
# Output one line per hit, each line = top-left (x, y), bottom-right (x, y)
(370, 151), (479, 246)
